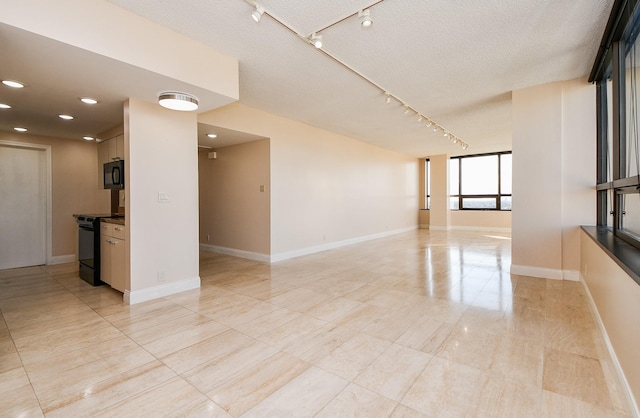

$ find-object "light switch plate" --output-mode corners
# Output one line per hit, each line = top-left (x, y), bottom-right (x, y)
(158, 192), (170, 203)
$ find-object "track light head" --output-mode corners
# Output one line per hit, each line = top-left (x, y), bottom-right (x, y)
(384, 92), (391, 104)
(359, 9), (373, 28)
(252, 5), (265, 23)
(403, 105), (410, 115)
(417, 115), (423, 122)
(309, 33), (323, 48)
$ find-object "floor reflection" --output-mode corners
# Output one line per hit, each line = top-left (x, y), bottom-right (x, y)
(0, 229), (629, 416)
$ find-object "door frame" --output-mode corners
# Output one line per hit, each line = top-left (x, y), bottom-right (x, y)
(0, 140), (52, 265)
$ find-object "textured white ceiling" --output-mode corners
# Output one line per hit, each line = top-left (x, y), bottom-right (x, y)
(1, 1), (613, 156)
(106, 0), (613, 157)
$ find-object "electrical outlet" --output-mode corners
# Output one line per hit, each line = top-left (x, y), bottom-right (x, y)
(260, 185), (265, 192)
(158, 271), (166, 283)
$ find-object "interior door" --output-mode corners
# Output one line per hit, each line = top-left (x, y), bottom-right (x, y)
(0, 144), (46, 269)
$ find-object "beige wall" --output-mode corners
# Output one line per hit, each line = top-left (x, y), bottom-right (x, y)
(429, 154), (450, 229)
(198, 139), (270, 255)
(2, 0), (238, 101)
(451, 210), (511, 230)
(581, 231), (640, 413)
(199, 103), (418, 259)
(512, 79), (595, 280)
(0, 131), (110, 259)
(126, 99), (199, 300)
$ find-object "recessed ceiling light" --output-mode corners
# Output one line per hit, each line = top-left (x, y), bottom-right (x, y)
(83, 136), (95, 141)
(0, 103), (11, 109)
(59, 114), (74, 120)
(207, 133), (218, 139)
(2, 80), (24, 88)
(14, 127), (27, 132)
(158, 92), (199, 111)
(80, 97), (98, 104)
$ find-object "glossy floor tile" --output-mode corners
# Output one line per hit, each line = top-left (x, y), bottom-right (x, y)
(0, 230), (631, 417)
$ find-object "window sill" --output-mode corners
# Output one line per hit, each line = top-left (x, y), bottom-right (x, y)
(581, 226), (640, 286)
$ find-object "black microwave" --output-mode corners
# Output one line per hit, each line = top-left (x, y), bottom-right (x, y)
(104, 160), (125, 189)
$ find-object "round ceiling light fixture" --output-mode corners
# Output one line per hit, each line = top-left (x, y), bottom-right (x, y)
(0, 103), (11, 109)
(59, 114), (74, 120)
(207, 133), (218, 139)
(158, 92), (199, 111)
(2, 80), (24, 88)
(83, 136), (95, 141)
(14, 127), (27, 132)
(81, 97), (98, 105)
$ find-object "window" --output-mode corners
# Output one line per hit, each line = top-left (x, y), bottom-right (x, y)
(449, 152), (511, 211)
(592, 0), (640, 249)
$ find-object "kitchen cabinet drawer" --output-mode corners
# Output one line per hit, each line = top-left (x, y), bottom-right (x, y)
(112, 224), (126, 239)
(100, 222), (113, 236)
(100, 221), (127, 293)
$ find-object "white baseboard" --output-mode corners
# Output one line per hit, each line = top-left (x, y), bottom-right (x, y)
(124, 276), (200, 305)
(562, 269), (580, 281)
(199, 243), (270, 263)
(47, 254), (75, 265)
(270, 225), (418, 263)
(580, 274), (640, 417)
(510, 265), (580, 281)
(510, 264), (563, 280)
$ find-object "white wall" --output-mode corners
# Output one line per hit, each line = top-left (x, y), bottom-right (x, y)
(198, 139), (270, 258)
(125, 98), (200, 303)
(2, 0), (238, 101)
(512, 79), (596, 280)
(199, 103), (418, 260)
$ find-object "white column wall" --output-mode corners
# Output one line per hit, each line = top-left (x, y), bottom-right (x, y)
(511, 79), (596, 280)
(125, 99), (200, 303)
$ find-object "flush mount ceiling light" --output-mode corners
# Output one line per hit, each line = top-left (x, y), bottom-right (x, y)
(252, 5), (265, 22)
(0, 103), (11, 109)
(14, 127), (27, 132)
(83, 136), (95, 141)
(59, 114), (74, 120)
(158, 92), (199, 111)
(2, 80), (24, 88)
(309, 33), (323, 48)
(207, 133), (218, 139)
(80, 97), (98, 105)
(359, 9), (373, 28)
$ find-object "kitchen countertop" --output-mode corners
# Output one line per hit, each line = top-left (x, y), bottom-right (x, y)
(100, 217), (125, 226)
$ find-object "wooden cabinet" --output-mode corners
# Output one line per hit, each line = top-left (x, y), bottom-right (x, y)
(101, 222), (127, 292)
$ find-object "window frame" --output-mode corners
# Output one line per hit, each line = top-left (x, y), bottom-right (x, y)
(449, 151), (512, 211)
(593, 0), (640, 250)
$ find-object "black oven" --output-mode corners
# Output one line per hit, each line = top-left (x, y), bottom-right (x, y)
(76, 215), (103, 286)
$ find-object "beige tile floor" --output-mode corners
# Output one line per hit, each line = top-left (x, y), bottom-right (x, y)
(0, 230), (631, 417)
